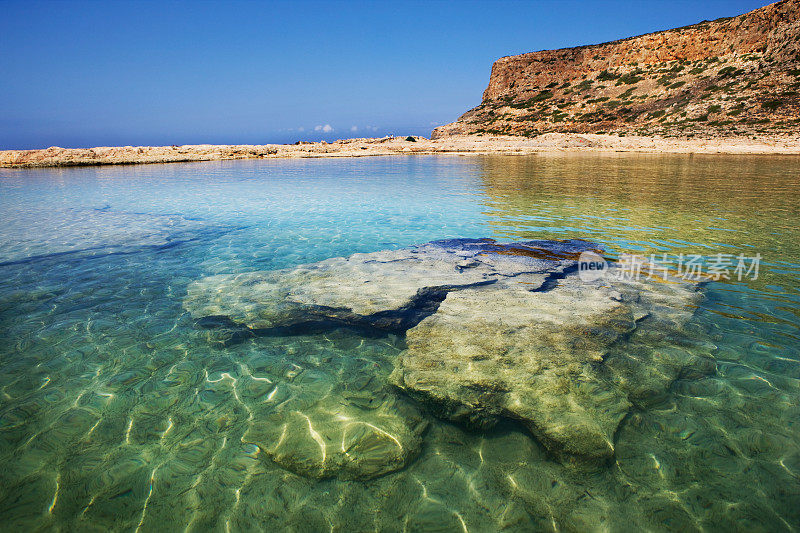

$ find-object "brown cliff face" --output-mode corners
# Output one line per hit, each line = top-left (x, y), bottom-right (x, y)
(433, 0), (800, 139)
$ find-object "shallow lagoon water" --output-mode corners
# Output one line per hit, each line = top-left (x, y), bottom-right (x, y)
(1, 154), (799, 531)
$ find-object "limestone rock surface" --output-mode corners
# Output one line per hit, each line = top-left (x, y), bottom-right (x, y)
(185, 238), (711, 467)
(242, 381), (428, 480)
(184, 238), (599, 332)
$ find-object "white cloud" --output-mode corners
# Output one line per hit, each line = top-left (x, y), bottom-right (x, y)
(314, 125), (322, 132)
(298, 127), (305, 132)
(314, 124), (334, 133)
(350, 126), (358, 132)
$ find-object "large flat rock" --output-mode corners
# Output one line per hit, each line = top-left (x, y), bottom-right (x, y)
(184, 238), (600, 332)
(394, 278), (635, 462)
(184, 239), (711, 469)
(393, 272), (705, 465)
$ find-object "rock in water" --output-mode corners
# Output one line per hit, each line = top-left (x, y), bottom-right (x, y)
(394, 277), (635, 463)
(393, 271), (706, 465)
(184, 238), (599, 333)
(242, 381), (428, 480)
(184, 238), (711, 469)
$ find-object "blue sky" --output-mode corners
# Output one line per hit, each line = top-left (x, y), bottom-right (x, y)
(0, 0), (772, 149)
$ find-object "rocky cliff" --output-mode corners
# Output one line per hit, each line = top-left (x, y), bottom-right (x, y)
(432, 0), (800, 139)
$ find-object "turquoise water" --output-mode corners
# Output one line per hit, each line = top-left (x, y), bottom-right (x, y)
(0, 154), (799, 531)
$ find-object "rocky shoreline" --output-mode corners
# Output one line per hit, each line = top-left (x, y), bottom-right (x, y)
(433, 0), (800, 139)
(2, 133), (800, 168)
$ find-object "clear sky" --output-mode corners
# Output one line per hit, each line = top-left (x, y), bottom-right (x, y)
(0, 0), (773, 149)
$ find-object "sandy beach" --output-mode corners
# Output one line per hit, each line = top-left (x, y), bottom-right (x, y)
(2, 133), (800, 168)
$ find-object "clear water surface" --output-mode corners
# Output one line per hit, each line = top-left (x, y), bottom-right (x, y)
(0, 154), (799, 531)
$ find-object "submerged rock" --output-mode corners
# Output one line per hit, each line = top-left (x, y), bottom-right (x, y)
(184, 238), (599, 333)
(185, 238), (711, 468)
(394, 272), (707, 465)
(242, 381), (428, 480)
(395, 277), (634, 462)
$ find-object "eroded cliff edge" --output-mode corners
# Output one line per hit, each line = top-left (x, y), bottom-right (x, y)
(432, 0), (800, 139)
